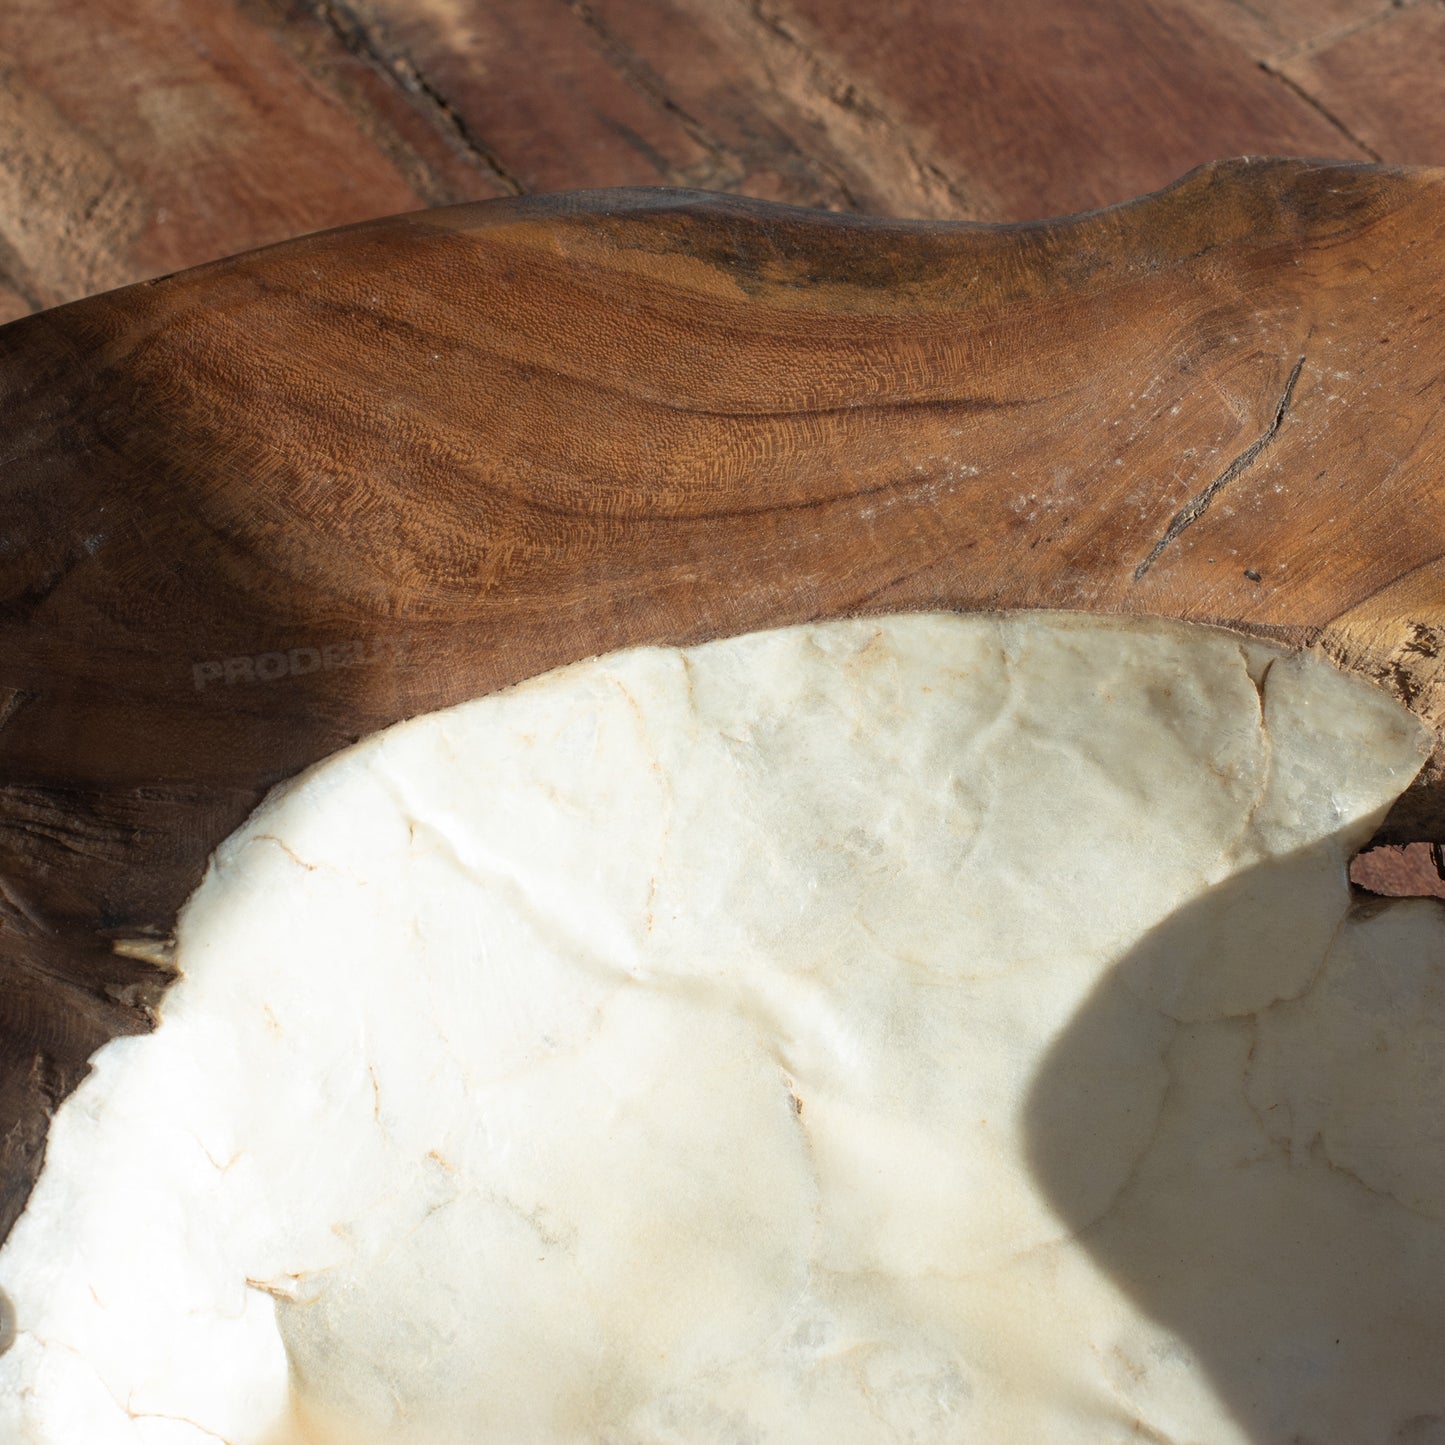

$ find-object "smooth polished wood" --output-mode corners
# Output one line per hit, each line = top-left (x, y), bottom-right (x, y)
(2, 156), (1445, 1236)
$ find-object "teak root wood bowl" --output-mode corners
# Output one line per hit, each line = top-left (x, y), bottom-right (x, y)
(1, 155), (1443, 1238)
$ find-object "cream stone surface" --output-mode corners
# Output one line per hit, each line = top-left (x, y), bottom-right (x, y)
(0, 612), (1439, 1443)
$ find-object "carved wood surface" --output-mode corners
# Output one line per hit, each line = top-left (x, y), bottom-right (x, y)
(2, 157), (1444, 1237)
(5, 0), (1445, 328)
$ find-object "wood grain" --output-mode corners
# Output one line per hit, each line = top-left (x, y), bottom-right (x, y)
(2, 158), (1445, 1240)
(0, 281), (28, 330)
(0, 0), (498, 310)
(738, 0), (1365, 217)
(330, 0), (723, 193)
(345, 0), (1370, 219)
(3, 0), (1424, 320)
(1351, 843), (1445, 898)
(1174, 0), (1394, 60)
(233, 0), (515, 207)
(1280, 1), (1445, 164)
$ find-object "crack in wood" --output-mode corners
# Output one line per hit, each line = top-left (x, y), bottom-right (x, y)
(561, 0), (872, 208)
(1134, 354), (1306, 582)
(564, 0), (745, 188)
(1263, 3), (1407, 67)
(741, 0), (976, 215)
(308, 0), (527, 194)
(229, 0), (489, 207)
(1256, 61), (1383, 162)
